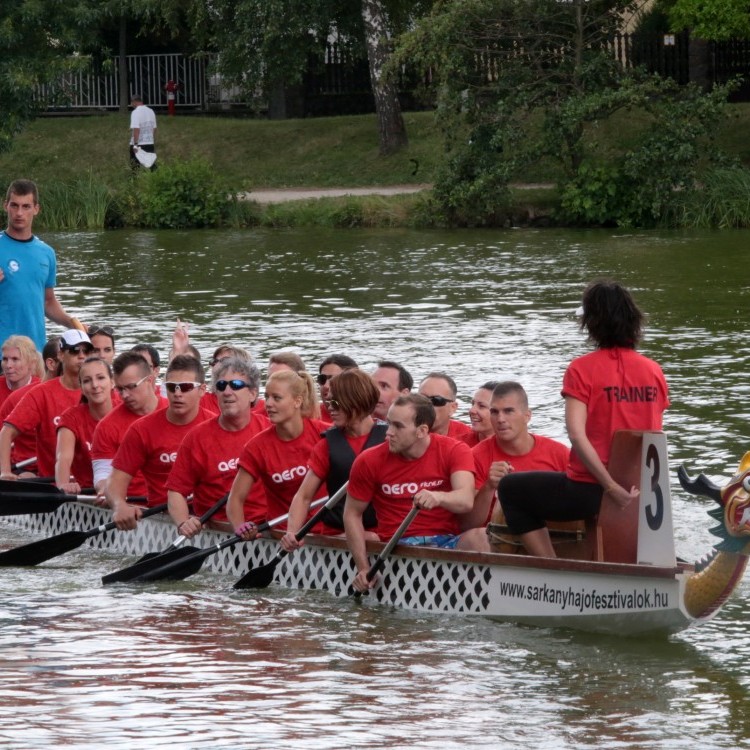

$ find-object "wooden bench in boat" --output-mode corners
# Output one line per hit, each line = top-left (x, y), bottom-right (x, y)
(488, 430), (677, 567)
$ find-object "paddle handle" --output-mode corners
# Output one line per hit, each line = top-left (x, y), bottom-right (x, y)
(88, 502), (169, 537)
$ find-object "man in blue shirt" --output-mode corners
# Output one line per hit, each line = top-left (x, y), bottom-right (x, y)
(0, 179), (77, 351)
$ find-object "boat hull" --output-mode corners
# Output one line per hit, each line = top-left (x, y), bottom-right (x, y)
(1, 502), (702, 635)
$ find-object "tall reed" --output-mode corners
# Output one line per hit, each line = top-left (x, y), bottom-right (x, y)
(673, 167), (750, 229)
(36, 173), (115, 230)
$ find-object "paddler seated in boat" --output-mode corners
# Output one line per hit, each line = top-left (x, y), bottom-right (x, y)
(498, 279), (669, 557)
(459, 380), (499, 448)
(317, 353), (357, 422)
(166, 357), (270, 537)
(372, 360), (413, 421)
(267, 351), (307, 378)
(201, 343), (260, 416)
(131, 343), (164, 397)
(227, 370), (330, 539)
(471, 381), (569, 527)
(0, 329), (93, 481)
(91, 351), (166, 499)
(87, 324), (116, 365)
(344, 393), (489, 594)
(108, 354), (214, 530)
(418, 372), (472, 441)
(281, 368), (386, 550)
(55, 356), (115, 496)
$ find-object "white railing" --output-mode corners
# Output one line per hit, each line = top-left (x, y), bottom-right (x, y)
(37, 53), (244, 110)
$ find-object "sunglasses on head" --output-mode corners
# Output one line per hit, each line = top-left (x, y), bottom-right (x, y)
(215, 379), (251, 392)
(165, 381), (202, 393)
(425, 395), (455, 407)
(88, 324), (114, 338)
(317, 373), (335, 386)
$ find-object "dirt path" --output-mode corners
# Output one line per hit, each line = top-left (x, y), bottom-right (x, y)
(244, 184), (432, 204)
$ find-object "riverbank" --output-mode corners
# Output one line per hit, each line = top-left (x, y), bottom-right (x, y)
(1, 106), (748, 229)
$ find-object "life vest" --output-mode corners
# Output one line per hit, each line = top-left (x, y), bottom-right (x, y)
(323, 422), (387, 529)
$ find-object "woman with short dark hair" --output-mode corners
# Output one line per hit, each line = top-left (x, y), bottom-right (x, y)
(498, 279), (669, 557)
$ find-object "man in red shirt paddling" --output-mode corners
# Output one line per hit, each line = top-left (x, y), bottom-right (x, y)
(418, 371), (472, 440)
(108, 354), (213, 529)
(344, 393), (487, 594)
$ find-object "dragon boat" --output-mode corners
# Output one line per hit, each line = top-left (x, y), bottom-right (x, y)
(1, 431), (748, 635)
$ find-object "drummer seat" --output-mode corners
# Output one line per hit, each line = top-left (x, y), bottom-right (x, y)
(585, 431), (644, 564)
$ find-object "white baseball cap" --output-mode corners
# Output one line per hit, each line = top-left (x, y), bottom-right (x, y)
(59, 329), (93, 351)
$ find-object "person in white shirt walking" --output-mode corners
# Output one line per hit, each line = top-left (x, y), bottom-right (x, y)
(129, 94), (157, 170)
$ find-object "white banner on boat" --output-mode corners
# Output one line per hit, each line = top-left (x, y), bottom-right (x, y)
(637, 431), (676, 567)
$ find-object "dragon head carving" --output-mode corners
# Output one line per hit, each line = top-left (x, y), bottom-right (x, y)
(678, 452), (750, 554)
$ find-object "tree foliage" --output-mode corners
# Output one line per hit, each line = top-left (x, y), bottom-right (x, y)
(669, 0), (750, 41)
(392, 0), (736, 226)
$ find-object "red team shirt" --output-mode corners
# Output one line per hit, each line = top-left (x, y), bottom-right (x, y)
(166, 411), (271, 524)
(4, 379), (82, 477)
(57, 403), (101, 487)
(446, 419), (472, 440)
(348, 433), (475, 541)
(112, 406), (214, 506)
(562, 347), (670, 483)
(91, 397), (168, 496)
(238, 417), (329, 529)
(472, 434), (570, 523)
(0, 376), (40, 410)
(0, 381), (39, 467)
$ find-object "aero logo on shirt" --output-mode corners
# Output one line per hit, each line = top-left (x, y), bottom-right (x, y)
(159, 452), (178, 464)
(381, 479), (444, 496)
(271, 465), (307, 483)
(218, 458), (240, 472)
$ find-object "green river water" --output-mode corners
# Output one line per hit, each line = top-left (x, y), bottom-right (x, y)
(0, 226), (748, 749)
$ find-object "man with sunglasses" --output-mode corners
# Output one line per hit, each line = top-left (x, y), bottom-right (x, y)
(108, 354), (213, 530)
(91, 351), (167, 498)
(0, 329), (92, 480)
(418, 372), (472, 440)
(167, 357), (271, 538)
(317, 354), (357, 421)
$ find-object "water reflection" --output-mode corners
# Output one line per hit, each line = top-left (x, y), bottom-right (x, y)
(0, 227), (748, 748)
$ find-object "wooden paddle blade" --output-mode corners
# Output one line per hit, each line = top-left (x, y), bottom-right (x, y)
(0, 530), (88, 566)
(232, 555), (282, 590)
(0, 496), (66, 516)
(101, 546), (199, 585)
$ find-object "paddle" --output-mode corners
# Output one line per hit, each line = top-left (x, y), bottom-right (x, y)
(233, 482), (349, 590)
(130, 497), (328, 584)
(353, 504), (420, 598)
(11, 457), (37, 471)
(0, 480), (146, 516)
(0, 503), (169, 567)
(101, 494), (230, 585)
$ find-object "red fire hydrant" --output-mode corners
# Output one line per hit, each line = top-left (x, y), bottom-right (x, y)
(165, 80), (179, 116)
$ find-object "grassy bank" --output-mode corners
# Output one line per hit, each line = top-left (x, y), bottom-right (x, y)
(1, 105), (749, 229)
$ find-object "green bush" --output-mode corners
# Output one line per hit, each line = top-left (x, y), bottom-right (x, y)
(35, 173), (116, 230)
(123, 159), (231, 229)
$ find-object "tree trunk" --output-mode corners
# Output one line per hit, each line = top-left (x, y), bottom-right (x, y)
(118, 15), (128, 113)
(361, 0), (408, 155)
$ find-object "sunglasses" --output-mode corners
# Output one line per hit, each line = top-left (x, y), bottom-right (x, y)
(114, 373), (151, 394)
(165, 381), (203, 393)
(215, 379), (251, 392)
(324, 398), (341, 410)
(425, 395), (455, 407)
(63, 345), (94, 356)
(317, 373), (335, 386)
(88, 325), (115, 338)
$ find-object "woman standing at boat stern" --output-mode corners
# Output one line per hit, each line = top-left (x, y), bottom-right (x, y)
(499, 280), (670, 557)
